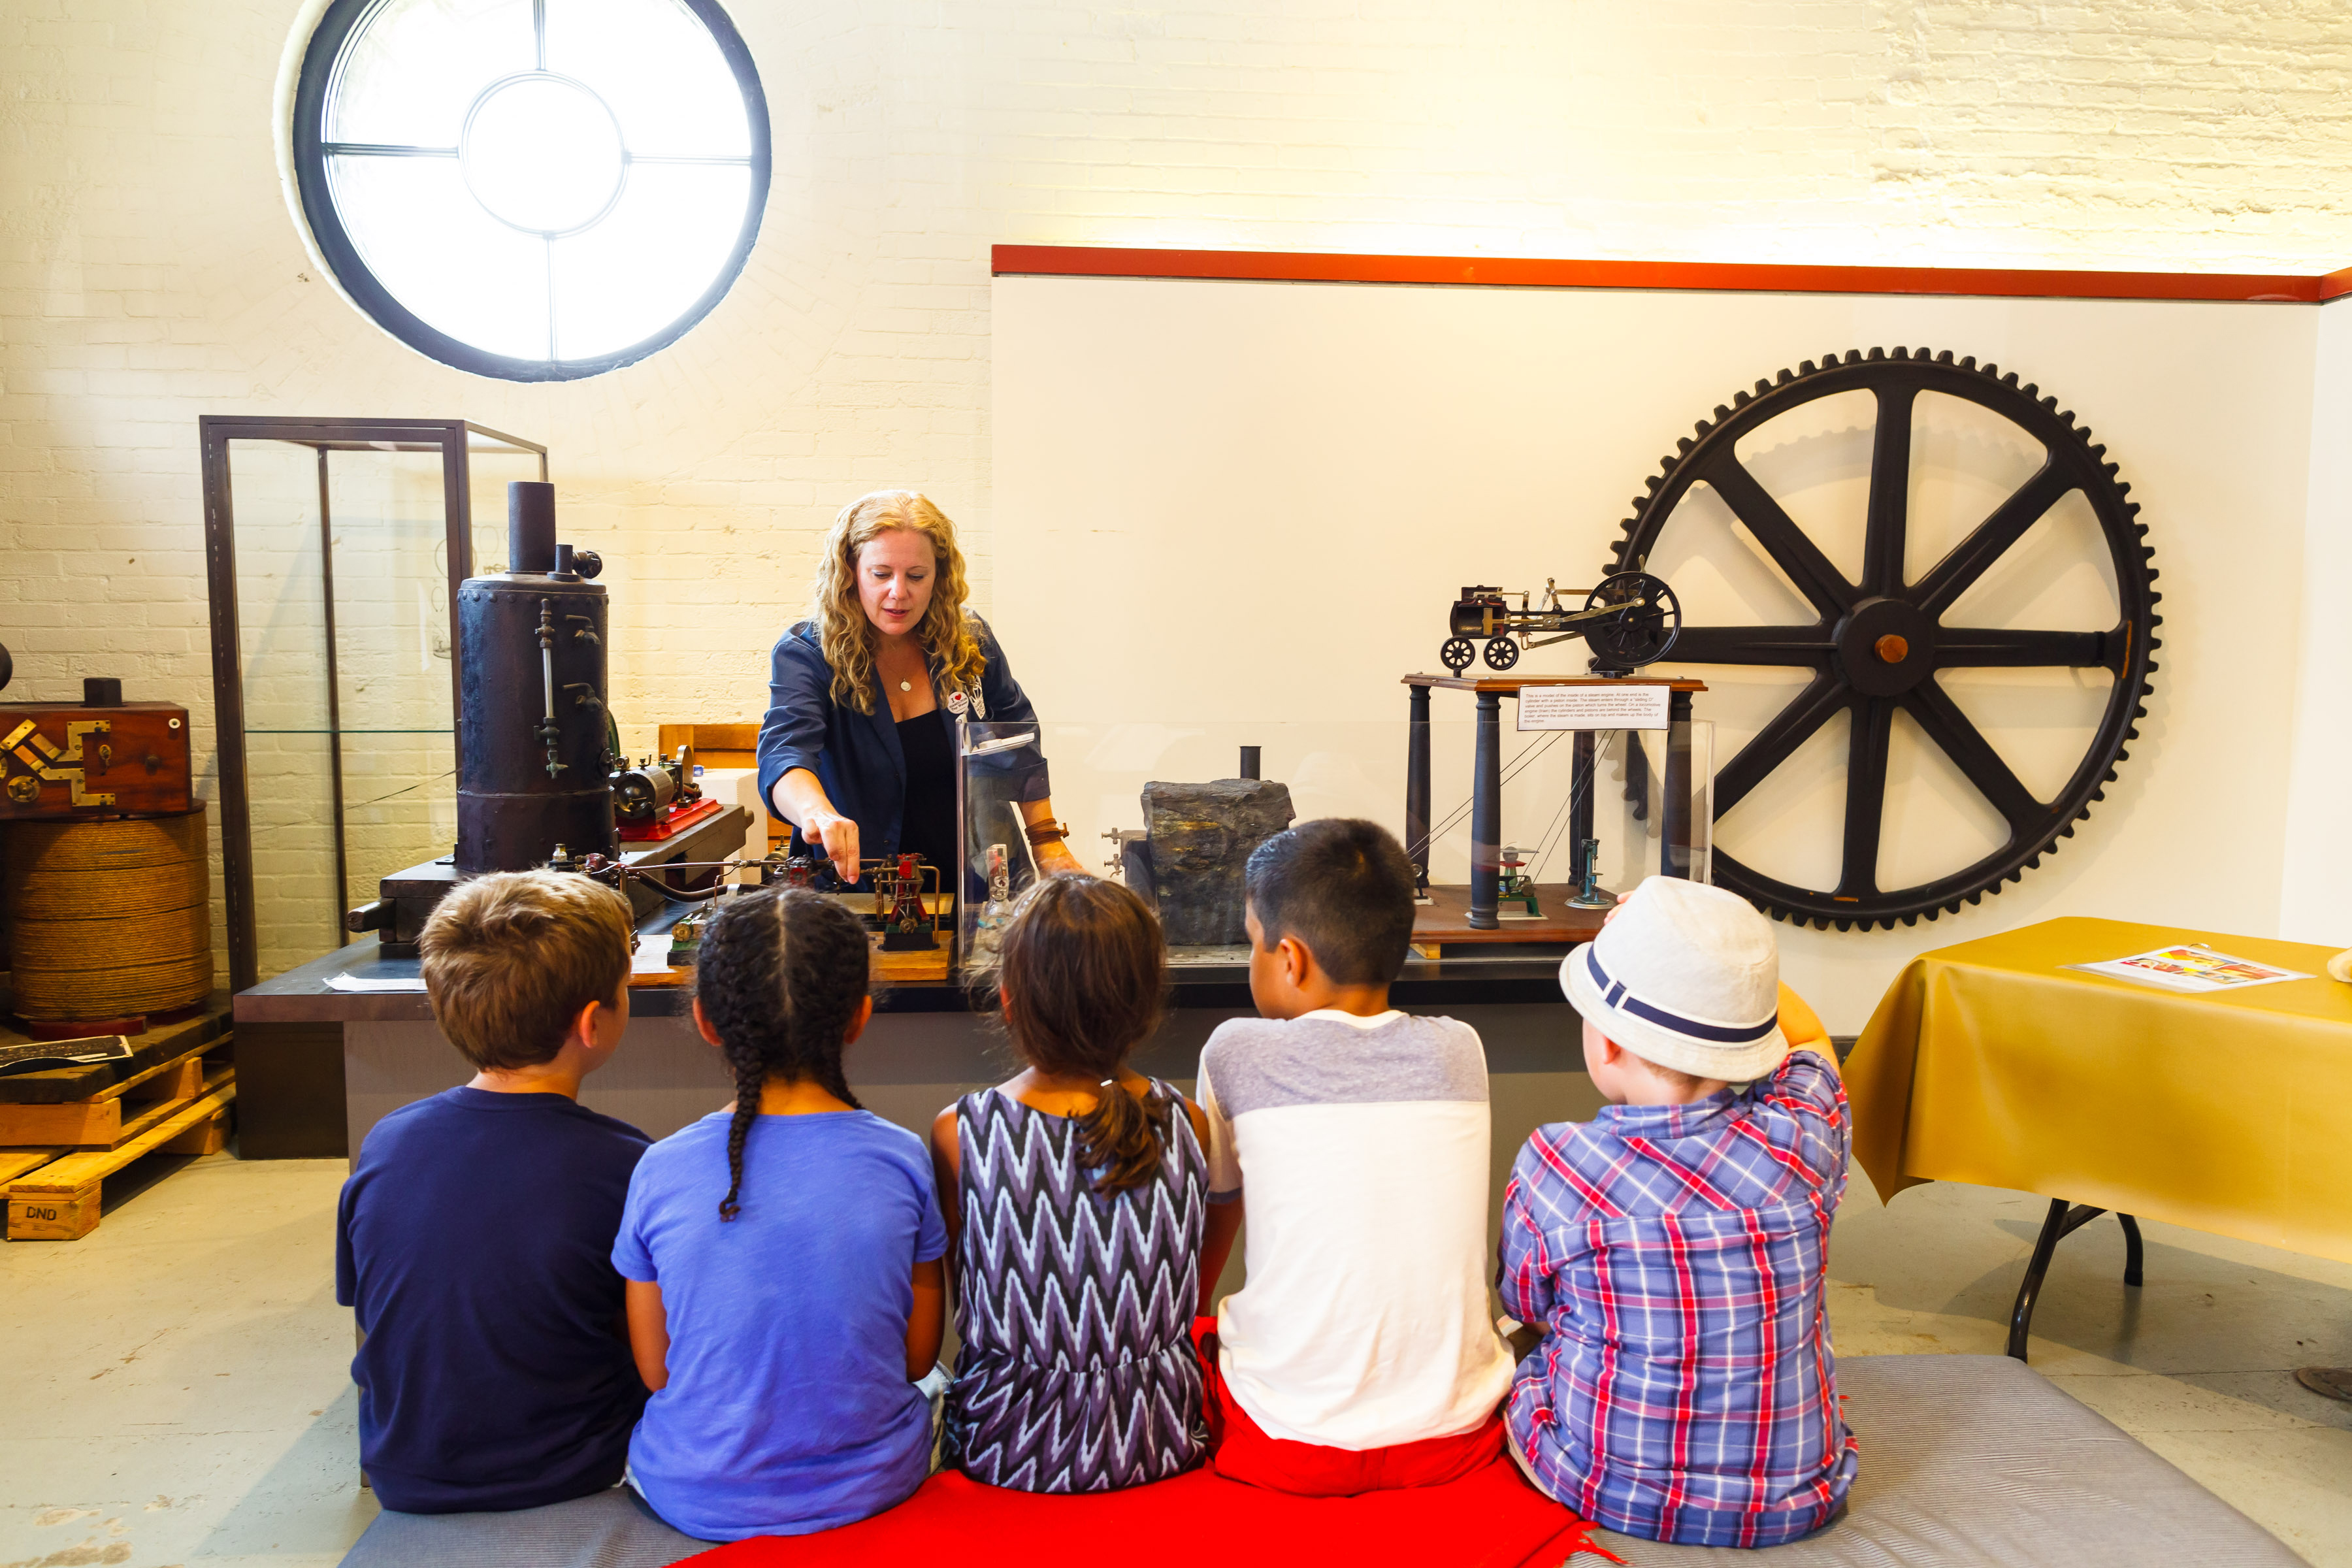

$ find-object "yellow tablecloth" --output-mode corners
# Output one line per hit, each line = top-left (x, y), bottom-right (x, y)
(1845, 916), (2352, 1266)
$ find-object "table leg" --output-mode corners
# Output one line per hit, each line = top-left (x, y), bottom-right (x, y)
(2006, 1200), (2146, 1362)
(1405, 685), (1431, 893)
(1469, 690), (1501, 930)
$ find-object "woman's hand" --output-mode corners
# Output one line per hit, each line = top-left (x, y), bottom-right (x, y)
(805, 808), (861, 875)
(1033, 837), (1083, 876)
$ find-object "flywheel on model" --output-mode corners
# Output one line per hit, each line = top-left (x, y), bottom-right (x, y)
(1610, 348), (2160, 930)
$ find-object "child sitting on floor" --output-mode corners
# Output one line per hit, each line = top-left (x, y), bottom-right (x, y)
(1499, 876), (1859, 1548)
(1193, 818), (1515, 1495)
(614, 887), (947, 1541)
(336, 872), (649, 1514)
(930, 874), (1211, 1492)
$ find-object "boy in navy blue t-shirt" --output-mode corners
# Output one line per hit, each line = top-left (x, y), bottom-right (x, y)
(336, 872), (649, 1513)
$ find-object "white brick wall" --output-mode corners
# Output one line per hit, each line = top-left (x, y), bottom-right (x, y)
(3, 0), (2349, 977)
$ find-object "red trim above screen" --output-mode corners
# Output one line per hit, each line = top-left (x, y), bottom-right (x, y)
(993, 245), (2352, 304)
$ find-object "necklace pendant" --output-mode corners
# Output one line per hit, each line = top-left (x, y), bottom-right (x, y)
(899, 679), (913, 692)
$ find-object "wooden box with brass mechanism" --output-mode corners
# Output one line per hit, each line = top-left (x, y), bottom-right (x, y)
(0, 679), (193, 820)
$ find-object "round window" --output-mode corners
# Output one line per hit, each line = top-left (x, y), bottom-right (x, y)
(291, 0), (770, 381)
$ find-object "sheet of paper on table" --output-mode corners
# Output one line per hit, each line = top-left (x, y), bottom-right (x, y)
(2065, 943), (2311, 993)
(632, 934), (678, 975)
(325, 972), (429, 993)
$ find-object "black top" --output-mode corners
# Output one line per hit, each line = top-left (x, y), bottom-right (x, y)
(896, 711), (959, 881)
(336, 1086), (650, 1512)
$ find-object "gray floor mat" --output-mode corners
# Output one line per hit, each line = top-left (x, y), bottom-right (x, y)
(1590, 1354), (2299, 1565)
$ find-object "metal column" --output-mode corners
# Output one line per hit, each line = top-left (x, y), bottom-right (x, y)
(1404, 683), (1431, 890)
(1468, 689), (1502, 928)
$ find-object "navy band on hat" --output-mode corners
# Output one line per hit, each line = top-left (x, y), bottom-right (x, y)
(1584, 945), (1777, 1045)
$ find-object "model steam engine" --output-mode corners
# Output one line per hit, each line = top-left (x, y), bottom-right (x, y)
(1440, 570), (1682, 675)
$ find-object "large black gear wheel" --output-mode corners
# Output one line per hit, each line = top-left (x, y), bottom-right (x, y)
(1610, 347), (2160, 930)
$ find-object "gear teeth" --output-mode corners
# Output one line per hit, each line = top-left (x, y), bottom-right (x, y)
(1982, 362), (1999, 377)
(1960, 356), (1978, 370)
(2022, 382), (2040, 399)
(2002, 372), (2020, 387)
(1865, 347), (1886, 361)
(1714, 405), (1733, 423)
(1733, 389), (1753, 408)
(1676, 436), (1695, 455)
(1799, 360), (1818, 374)
(1936, 350), (1956, 365)
(1846, 350), (1867, 364)
(1693, 417), (1713, 438)
(1891, 346), (1910, 359)
(1756, 378), (1772, 395)
(1777, 368), (1795, 384)
(1644, 475), (1661, 493)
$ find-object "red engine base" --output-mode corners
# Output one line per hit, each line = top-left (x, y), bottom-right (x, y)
(617, 795), (725, 843)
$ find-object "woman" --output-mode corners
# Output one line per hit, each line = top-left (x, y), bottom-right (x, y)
(758, 491), (1082, 887)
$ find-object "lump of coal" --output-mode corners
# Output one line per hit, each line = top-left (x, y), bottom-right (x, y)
(1141, 779), (1296, 946)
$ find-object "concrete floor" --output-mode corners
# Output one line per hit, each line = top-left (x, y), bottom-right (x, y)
(3, 1151), (2349, 1567)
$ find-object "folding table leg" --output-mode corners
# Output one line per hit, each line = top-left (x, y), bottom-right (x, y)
(2007, 1200), (2147, 1362)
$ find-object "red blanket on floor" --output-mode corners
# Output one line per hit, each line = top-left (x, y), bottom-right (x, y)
(678, 1459), (1619, 1568)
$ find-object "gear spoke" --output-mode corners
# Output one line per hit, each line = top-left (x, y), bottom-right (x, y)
(1935, 627), (2104, 666)
(1702, 455), (1858, 619)
(1913, 464), (2074, 618)
(1863, 385), (1917, 597)
(1713, 671), (1848, 816)
(1837, 697), (1893, 898)
(1665, 626), (1836, 666)
(1903, 679), (2042, 834)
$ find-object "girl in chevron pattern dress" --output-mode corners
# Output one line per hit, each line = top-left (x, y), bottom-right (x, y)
(929, 875), (1211, 1493)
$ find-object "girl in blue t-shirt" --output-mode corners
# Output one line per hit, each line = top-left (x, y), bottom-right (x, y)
(613, 887), (947, 1541)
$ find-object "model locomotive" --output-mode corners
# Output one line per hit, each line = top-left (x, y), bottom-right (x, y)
(1439, 570), (1681, 674)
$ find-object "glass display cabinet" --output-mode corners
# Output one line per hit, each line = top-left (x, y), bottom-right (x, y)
(199, 417), (547, 988)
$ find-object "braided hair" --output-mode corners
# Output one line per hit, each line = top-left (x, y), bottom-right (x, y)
(693, 887), (873, 1220)
(988, 874), (1171, 1194)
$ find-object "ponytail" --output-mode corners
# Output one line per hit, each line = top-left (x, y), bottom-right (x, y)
(694, 887), (871, 1220)
(988, 874), (1170, 1195)
(1077, 1074), (1174, 1196)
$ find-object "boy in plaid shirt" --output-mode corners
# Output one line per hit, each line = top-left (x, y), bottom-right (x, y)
(1497, 877), (1857, 1548)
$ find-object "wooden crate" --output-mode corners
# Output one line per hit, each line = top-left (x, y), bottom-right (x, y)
(6, 1079), (237, 1240)
(0, 1034), (231, 1148)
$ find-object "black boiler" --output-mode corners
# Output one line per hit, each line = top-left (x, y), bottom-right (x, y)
(454, 482), (615, 872)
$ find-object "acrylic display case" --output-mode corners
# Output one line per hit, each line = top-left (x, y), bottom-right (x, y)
(956, 710), (1712, 973)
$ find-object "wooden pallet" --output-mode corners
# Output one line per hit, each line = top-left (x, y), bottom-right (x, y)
(5, 1077), (235, 1239)
(0, 1034), (232, 1147)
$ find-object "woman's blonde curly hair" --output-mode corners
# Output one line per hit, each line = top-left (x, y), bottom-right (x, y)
(809, 491), (987, 713)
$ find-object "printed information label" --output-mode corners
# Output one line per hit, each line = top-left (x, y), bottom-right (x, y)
(1516, 685), (1672, 731)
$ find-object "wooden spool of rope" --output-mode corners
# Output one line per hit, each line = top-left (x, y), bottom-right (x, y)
(5, 807), (212, 1022)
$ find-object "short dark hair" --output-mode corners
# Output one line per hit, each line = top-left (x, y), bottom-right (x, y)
(419, 872), (634, 1071)
(1243, 818), (1417, 985)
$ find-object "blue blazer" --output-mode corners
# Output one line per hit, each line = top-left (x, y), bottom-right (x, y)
(757, 616), (1049, 873)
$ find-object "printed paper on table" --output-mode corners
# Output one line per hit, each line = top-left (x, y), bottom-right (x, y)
(2065, 943), (2311, 994)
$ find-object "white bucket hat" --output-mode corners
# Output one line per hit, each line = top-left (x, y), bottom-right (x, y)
(1560, 877), (1786, 1081)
